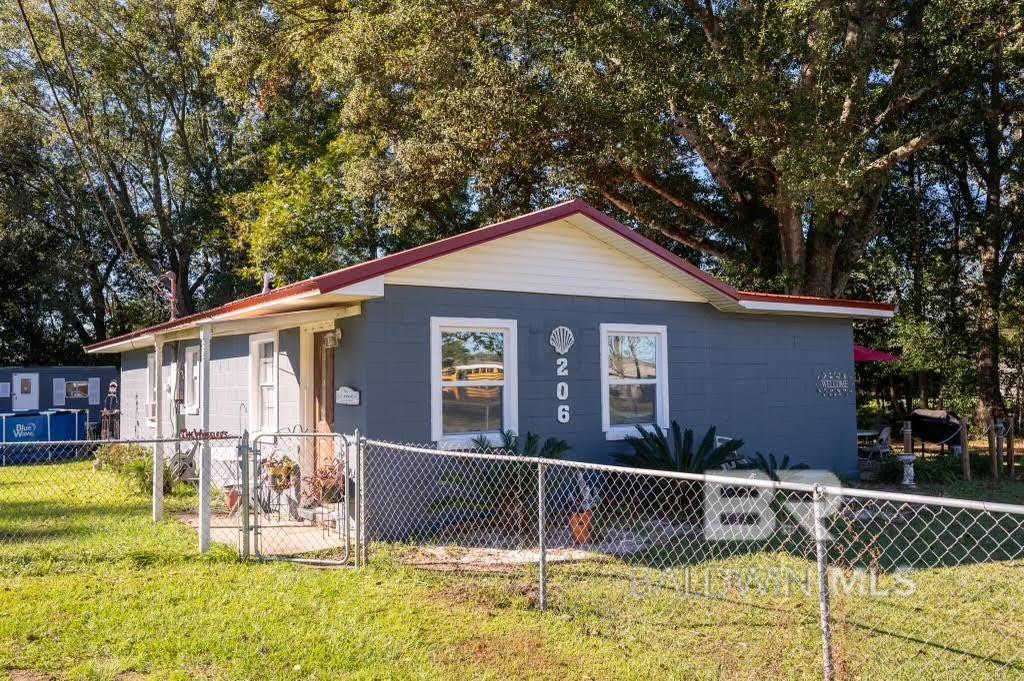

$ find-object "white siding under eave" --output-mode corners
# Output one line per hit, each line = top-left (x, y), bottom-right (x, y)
(383, 219), (708, 303)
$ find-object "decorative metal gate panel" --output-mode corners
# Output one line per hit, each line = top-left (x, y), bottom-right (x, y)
(246, 432), (362, 566)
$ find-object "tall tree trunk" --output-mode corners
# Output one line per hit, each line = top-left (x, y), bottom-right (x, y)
(976, 242), (1006, 422)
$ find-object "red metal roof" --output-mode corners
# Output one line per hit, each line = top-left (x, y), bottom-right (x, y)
(85, 199), (895, 352)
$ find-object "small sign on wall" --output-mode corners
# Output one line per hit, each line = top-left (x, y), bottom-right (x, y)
(817, 371), (852, 398)
(336, 386), (361, 406)
(88, 377), (101, 405)
(53, 378), (66, 406)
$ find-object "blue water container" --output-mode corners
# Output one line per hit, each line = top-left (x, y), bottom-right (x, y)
(0, 409), (88, 463)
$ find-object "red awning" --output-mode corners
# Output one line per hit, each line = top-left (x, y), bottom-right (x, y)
(854, 344), (900, 363)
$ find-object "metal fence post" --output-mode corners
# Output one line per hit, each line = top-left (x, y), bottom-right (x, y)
(812, 485), (835, 681)
(152, 440), (164, 522)
(198, 324), (213, 553)
(353, 430), (364, 569)
(239, 432), (250, 561)
(537, 461), (547, 612)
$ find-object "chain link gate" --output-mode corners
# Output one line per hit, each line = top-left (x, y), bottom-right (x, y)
(239, 431), (364, 566)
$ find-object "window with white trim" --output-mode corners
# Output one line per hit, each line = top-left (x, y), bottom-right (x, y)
(184, 346), (200, 413)
(250, 334), (277, 433)
(600, 323), (669, 440)
(430, 317), (518, 447)
(146, 352), (157, 421)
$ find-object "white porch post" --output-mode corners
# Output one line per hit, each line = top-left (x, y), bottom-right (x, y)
(198, 324), (213, 553)
(153, 337), (165, 522)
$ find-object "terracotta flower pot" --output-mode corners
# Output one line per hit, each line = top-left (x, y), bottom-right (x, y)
(569, 509), (594, 545)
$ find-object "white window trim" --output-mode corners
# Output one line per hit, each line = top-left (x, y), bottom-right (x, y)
(145, 351), (157, 424)
(249, 331), (279, 437)
(183, 346), (200, 415)
(600, 323), (669, 441)
(430, 316), (518, 449)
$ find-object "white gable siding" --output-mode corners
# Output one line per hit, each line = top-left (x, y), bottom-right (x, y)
(384, 219), (708, 303)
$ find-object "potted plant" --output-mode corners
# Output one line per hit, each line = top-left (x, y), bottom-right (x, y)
(224, 487), (242, 511)
(569, 471), (597, 545)
(302, 460), (347, 507)
(267, 456), (298, 492)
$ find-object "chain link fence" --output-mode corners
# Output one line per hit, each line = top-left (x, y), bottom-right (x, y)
(3, 433), (1022, 678)
(0, 437), (237, 565)
(359, 437), (1024, 680)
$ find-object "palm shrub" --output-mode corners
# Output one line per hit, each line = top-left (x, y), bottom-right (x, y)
(750, 452), (809, 482)
(613, 423), (744, 519)
(614, 423), (744, 472)
(427, 430), (570, 539)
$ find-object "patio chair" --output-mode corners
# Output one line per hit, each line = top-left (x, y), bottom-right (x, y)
(862, 426), (892, 459)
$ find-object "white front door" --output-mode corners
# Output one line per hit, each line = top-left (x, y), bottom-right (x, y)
(12, 373), (39, 411)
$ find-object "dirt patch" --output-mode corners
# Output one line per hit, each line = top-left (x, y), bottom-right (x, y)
(401, 545), (596, 572)
(449, 631), (568, 676)
(9, 671), (53, 681)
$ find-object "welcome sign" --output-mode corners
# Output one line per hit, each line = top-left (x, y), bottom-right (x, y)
(817, 371), (852, 398)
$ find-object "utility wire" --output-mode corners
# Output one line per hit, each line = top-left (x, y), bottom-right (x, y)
(15, 0), (171, 307)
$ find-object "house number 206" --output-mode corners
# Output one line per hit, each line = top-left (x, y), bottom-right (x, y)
(549, 326), (575, 424)
(556, 358), (570, 423)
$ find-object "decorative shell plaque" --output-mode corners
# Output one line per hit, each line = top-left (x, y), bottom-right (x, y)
(549, 326), (575, 355)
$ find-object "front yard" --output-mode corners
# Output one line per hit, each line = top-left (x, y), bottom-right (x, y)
(1, 462), (1022, 680)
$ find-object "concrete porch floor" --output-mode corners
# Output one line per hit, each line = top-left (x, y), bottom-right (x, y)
(176, 511), (352, 557)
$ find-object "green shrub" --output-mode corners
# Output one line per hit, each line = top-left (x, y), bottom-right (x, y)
(94, 443), (150, 473)
(915, 456), (962, 485)
(877, 457), (904, 484)
(95, 443), (172, 495)
(121, 457), (173, 495)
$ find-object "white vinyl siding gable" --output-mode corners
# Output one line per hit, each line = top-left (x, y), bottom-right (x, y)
(386, 220), (707, 303)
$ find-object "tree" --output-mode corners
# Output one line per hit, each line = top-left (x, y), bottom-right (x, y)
(4, 0), (253, 316)
(941, 47), (1023, 422)
(0, 92), (167, 361)
(216, 0), (1024, 296)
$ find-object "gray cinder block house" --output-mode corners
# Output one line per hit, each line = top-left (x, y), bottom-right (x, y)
(86, 200), (892, 477)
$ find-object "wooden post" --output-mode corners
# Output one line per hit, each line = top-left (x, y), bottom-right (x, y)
(996, 419), (1006, 479)
(988, 420), (999, 480)
(1007, 419), (1016, 479)
(903, 421), (912, 456)
(960, 419), (971, 481)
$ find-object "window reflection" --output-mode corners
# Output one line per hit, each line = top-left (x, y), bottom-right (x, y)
(440, 330), (506, 436)
(607, 334), (658, 379)
(608, 384), (656, 426)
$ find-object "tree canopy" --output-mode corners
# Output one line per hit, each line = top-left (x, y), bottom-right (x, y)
(0, 0), (1021, 421)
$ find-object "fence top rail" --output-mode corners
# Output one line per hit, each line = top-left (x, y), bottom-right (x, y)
(0, 436), (242, 448)
(360, 437), (1024, 517)
(253, 432), (350, 446)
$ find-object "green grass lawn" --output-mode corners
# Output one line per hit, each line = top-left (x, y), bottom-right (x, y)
(1, 460), (1023, 680)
